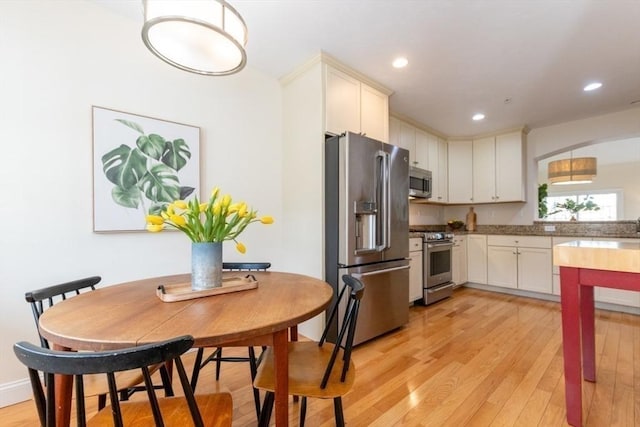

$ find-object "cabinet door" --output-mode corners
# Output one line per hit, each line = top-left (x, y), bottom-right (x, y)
(398, 122), (416, 166)
(518, 247), (552, 293)
(495, 131), (524, 202)
(467, 234), (487, 284)
(488, 246), (518, 288)
(414, 129), (430, 169)
(472, 136), (495, 203)
(409, 250), (423, 302)
(436, 138), (448, 203)
(389, 116), (401, 147)
(360, 83), (389, 142)
(448, 140), (473, 203)
(325, 66), (360, 136)
(452, 236), (467, 285)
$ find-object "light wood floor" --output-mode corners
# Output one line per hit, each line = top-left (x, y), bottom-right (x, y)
(4, 287), (640, 426)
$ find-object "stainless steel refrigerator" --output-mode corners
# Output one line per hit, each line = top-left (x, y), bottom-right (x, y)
(325, 132), (410, 345)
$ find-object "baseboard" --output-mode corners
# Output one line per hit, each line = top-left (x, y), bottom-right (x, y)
(0, 378), (33, 408)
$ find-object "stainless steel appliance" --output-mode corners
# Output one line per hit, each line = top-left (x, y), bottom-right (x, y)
(325, 132), (410, 345)
(409, 166), (432, 199)
(423, 232), (454, 305)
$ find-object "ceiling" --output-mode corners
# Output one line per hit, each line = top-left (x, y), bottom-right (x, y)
(95, 0), (640, 137)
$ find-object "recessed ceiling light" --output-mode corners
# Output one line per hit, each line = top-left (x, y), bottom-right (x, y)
(392, 57), (408, 68)
(472, 113), (485, 121)
(583, 82), (602, 91)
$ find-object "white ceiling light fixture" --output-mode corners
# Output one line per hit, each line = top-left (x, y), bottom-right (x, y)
(583, 82), (602, 91)
(472, 113), (485, 121)
(392, 57), (409, 68)
(141, 0), (248, 76)
(548, 154), (597, 185)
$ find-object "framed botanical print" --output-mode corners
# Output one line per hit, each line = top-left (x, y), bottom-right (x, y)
(92, 106), (200, 232)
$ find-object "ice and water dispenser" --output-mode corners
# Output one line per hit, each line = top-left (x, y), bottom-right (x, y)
(354, 200), (377, 253)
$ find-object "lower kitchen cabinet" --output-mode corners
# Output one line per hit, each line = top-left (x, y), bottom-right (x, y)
(409, 238), (423, 302)
(467, 234), (487, 284)
(452, 235), (467, 285)
(487, 235), (552, 293)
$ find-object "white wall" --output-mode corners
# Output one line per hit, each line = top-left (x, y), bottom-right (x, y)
(0, 1), (283, 406)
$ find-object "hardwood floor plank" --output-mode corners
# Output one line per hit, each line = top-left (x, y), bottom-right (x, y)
(3, 287), (639, 427)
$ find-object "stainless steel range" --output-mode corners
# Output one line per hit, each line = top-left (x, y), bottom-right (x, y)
(422, 232), (454, 305)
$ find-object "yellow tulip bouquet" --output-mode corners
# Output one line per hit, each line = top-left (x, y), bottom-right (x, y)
(145, 187), (273, 253)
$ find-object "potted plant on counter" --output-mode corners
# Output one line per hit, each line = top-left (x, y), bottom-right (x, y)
(553, 196), (600, 221)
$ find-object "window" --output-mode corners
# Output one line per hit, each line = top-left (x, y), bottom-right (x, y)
(545, 190), (621, 221)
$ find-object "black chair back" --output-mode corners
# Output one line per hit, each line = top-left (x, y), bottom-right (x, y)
(14, 336), (202, 427)
(25, 276), (101, 349)
(318, 274), (365, 388)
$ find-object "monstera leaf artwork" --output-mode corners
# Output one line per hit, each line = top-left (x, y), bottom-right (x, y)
(93, 107), (200, 232)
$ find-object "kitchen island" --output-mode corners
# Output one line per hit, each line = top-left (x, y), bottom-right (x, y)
(553, 240), (640, 426)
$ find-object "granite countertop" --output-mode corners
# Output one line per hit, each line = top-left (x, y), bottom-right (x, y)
(409, 221), (640, 239)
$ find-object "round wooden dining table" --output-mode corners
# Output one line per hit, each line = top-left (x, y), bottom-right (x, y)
(38, 271), (334, 427)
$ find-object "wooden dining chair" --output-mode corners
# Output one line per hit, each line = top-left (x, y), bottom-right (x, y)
(253, 274), (364, 427)
(190, 262), (275, 419)
(25, 276), (172, 409)
(14, 335), (233, 427)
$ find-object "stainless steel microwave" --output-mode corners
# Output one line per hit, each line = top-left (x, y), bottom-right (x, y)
(409, 167), (432, 199)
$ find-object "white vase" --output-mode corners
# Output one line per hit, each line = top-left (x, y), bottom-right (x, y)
(191, 242), (223, 291)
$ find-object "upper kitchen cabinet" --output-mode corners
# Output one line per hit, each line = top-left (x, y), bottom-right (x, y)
(447, 140), (473, 203)
(325, 65), (390, 142)
(390, 117), (448, 202)
(473, 131), (526, 203)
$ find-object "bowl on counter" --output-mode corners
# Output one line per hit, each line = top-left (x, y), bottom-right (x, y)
(447, 220), (465, 230)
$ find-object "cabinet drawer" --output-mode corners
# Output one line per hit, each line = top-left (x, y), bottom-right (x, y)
(487, 235), (551, 249)
(409, 238), (422, 251)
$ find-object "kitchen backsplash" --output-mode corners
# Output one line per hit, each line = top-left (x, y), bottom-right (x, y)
(410, 220), (639, 238)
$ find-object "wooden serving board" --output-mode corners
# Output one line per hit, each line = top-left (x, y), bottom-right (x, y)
(156, 275), (258, 302)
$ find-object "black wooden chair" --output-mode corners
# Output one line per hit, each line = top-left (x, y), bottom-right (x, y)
(190, 262), (273, 419)
(25, 276), (172, 409)
(253, 274), (364, 427)
(14, 335), (233, 427)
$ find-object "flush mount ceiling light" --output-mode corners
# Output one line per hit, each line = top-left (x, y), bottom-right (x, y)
(392, 57), (409, 68)
(583, 82), (602, 91)
(141, 0), (248, 76)
(472, 113), (485, 121)
(548, 155), (597, 185)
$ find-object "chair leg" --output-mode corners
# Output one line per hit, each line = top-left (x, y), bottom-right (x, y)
(258, 391), (274, 427)
(190, 348), (205, 390)
(334, 397), (345, 427)
(300, 396), (308, 427)
(214, 348), (223, 380)
(159, 364), (174, 397)
(248, 347), (261, 419)
(97, 393), (106, 410)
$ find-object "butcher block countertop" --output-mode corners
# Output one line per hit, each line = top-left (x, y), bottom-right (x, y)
(553, 240), (640, 273)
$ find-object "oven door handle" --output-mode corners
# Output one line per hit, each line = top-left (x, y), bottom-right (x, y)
(353, 265), (410, 278)
(426, 242), (454, 249)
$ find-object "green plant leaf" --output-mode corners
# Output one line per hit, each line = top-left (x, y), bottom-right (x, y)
(111, 185), (140, 208)
(148, 202), (168, 215)
(115, 119), (144, 134)
(162, 139), (191, 171)
(102, 145), (148, 189)
(137, 134), (166, 160)
(180, 186), (195, 199)
(138, 164), (181, 203)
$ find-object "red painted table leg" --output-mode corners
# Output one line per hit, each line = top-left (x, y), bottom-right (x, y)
(560, 266), (582, 427)
(580, 284), (596, 382)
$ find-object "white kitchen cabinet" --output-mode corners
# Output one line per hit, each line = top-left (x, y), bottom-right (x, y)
(452, 235), (467, 285)
(398, 121), (416, 166)
(467, 234), (487, 284)
(414, 129), (430, 169)
(487, 235), (552, 293)
(409, 238), (423, 302)
(424, 133), (448, 203)
(472, 132), (525, 203)
(448, 140), (474, 203)
(325, 65), (390, 142)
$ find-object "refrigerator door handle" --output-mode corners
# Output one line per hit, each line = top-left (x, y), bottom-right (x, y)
(376, 150), (391, 251)
(353, 265), (410, 278)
